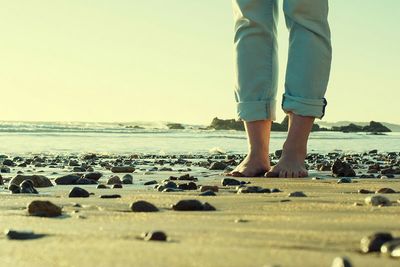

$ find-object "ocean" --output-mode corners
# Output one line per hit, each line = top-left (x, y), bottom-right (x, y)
(0, 121), (399, 155)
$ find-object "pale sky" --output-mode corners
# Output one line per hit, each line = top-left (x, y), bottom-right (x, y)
(1, 1), (399, 124)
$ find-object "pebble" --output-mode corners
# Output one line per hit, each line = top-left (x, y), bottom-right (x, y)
(288, 191), (307, 197)
(172, 199), (216, 211)
(76, 178), (97, 185)
(332, 159), (356, 177)
(122, 174), (133, 184)
(54, 174), (81, 185)
(112, 184), (123, 189)
(178, 182), (197, 190)
(199, 190), (216, 196)
(337, 177), (352, 184)
(380, 238), (400, 255)
(110, 166), (135, 173)
(221, 178), (241, 186)
(107, 175), (122, 185)
(144, 180), (158, 185)
(237, 186), (270, 194)
(141, 231), (167, 241)
(20, 180), (38, 194)
(358, 189), (373, 194)
(100, 194), (121, 199)
(200, 185), (219, 192)
(391, 245), (400, 258)
(4, 229), (45, 240)
(360, 232), (393, 253)
(209, 161), (227, 170)
(130, 200), (159, 212)
(68, 187), (90, 198)
(27, 200), (62, 217)
(96, 184), (109, 189)
(331, 257), (352, 267)
(83, 172), (102, 181)
(270, 188), (282, 193)
(162, 188), (183, 193)
(365, 195), (391, 206)
(375, 188), (396, 194)
(0, 174), (3, 185)
(8, 183), (21, 194)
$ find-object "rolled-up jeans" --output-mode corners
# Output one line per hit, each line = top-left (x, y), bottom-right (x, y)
(232, 0), (332, 121)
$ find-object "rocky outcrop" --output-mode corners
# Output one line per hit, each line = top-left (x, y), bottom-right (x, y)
(332, 121), (391, 133)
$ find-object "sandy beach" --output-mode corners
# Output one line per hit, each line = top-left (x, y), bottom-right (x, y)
(1, 153), (400, 267)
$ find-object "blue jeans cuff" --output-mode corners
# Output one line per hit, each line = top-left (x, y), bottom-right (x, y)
(281, 94), (327, 119)
(237, 99), (277, 122)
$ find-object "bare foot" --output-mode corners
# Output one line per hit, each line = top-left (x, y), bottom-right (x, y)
(266, 148), (308, 178)
(229, 153), (270, 177)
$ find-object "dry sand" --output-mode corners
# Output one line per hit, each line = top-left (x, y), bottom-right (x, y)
(1, 175), (400, 267)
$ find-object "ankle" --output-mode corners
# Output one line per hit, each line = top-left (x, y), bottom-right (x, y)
(281, 141), (307, 159)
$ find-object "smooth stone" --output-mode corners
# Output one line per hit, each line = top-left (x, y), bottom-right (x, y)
(142, 231), (167, 241)
(337, 177), (352, 184)
(76, 178), (97, 185)
(200, 185), (219, 192)
(391, 245), (400, 258)
(122, 174), (133, 184)
(237, 186), (270, 194)
(68, 187), (90, 198)
(27, 200), (62, 217)
(110, 166), (135, 173)
(199, 190), (216, 196)
(83, 172), (102, 181)
(73, 166), (86, 172)
(381, 238), (400, 255)
(209, 161), (227, 170)
(4, 229), (46, 240)
(376, 188), (396, 194)
(130, 200), (159, 212)
(0, 174), (3, 185)
(20, 180), (38, 194)
(172, 199), (216, 211)
(8, 183), (20, 194)
(178, 182), (197, 190)
(107, 175), (122, 185)
(112, 184), (123, 189)
(100, 194), (121, 199)
(365, 195), (391, 206)
(221, 178), (241, 186)
(96, 184), (109, 189)
(162, 188), (183, 193)
(332, 159), (356, 177)
(270, 188), (282, 193)
(54, 174), (81, 185)
(360, 232), (393, 253)
(162, 181), (177, 189)
(288, 191), (307, 197)
(177, 174), (197, 181)
(331, 257), (352, 267)
(9, 175), (53, 187)
(144, 180), (158, 185)
(358, 189), (373, 194)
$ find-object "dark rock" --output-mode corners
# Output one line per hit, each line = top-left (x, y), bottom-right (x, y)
(208, 117), (245, 131)
(96, 184), (109, 189)
(76, 178), (97, 185)
(122, 174), (133, 184)
(4, 229), (46, 240)
(68, 187), (90, 198)
(337, 177), (352, 184)
(73, 166), (86, 172)
(209, 161), (227, 170)
(199, 190), (216, 196)
(20, 180), (38, 194)
(178, 182), (197, 190)
(270, 188), (282, 193)
(112, 184), (123, 189)
(166, 123), (185, 130)
(331, 257), (352, 267)
(358, 189), (373, 194)
(107, 175), (122, 185)
(177, 174), (197, 181)
(275, 149), (283, 158)
(130, 200), (159, 212)
(381, 168), (395, 175)
(9, 175), (53, 187)
(172, 199), (215, 211)
(200, 185), (219, 192)
(288, 191), (307, 197)
(144, 180), (158, 185)
(8, 183), (20, 194)
(360, 232), (393, 253)
(100, 194), (121, 199)
(110, 166), (135, 173)
(162, 188), (183, 193)
(332, 159), (356, 177)
(221, 178), (241, 186)
(54, 174), (81, 185)
(0, 174), (3, 185)
(27, 200), (62, 217)
(142, 231), (167, 241)
(237, 186), (270, 194)
(365, 195), (391, 206)
(83, 172), (102, 181)
(2, 159), (15, 166)
(1, 166), (11, 173)
(376, 188), (396, 194)
(162, 181), (177, 189)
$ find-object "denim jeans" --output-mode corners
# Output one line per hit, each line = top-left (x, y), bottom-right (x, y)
(232, 0), (332, 121)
